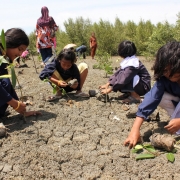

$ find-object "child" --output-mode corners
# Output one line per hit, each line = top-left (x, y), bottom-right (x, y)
(39, 49), (89, 101)
(99, 40), (151, 104)
(75, 45), (87, 59)
(124, 41), (180, 148)
(0, 28), (40, 118)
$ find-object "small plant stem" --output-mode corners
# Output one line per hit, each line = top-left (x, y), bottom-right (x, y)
(15, 74), (23, 98)
(14, 70), (27, 123)
(30, 51), (38, 74)
(105, 87), (108, 104)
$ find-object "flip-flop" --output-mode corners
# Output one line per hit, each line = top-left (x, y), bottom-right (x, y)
(46, 95), (62, 102)
(116, 92), (130, 100)
(74, 92), (89, 98)
(122, 96), (141, 104)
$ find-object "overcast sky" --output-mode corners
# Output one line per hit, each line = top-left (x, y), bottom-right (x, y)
(1, 0), (180, 35)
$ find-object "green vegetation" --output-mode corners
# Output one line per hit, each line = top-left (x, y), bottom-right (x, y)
(28, 13), (180, 58)
(93, 50), (113, 77)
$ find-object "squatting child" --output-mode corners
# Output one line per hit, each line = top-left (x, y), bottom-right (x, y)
(0, 28), (40, 117)
(99, 40), (151, 104)
(124, 41), (180, 148)
(39, 49), (89, 101)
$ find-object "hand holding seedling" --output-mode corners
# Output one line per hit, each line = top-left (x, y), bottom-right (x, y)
(99, 83), (110, 90)
(100, 87), (112, 94)
(8, 99), (26, 115)
(15, 101), (27, 115)
(58, 80), (68, 87)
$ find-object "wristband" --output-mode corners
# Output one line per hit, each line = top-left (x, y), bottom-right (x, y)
(58, 80), (62, 86)
(14, 101), (20, 111)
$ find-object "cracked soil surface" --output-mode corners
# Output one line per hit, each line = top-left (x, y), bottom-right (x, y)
(1, 56), (180, 180)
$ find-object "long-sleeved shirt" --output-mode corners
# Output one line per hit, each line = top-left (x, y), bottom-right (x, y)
(137, 76), (180, 120)
(0, 60), (18, 117)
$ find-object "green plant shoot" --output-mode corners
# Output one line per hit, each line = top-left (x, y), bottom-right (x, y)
(0, 74), (11, 79)
(1, 29), (6, 51)
(166, 153), (175, 163)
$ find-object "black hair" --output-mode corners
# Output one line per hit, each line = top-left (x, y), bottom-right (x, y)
(57, 49), (76, 63)
(5, 28), (29, 48)
(153, 41), (180, 80)
(118, 40), (137, 58)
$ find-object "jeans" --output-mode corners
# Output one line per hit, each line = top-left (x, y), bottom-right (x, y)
(40, 48), (53, 63)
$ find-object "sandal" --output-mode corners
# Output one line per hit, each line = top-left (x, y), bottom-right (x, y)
(116, 92), (130, 100)
(122, 96), (141, 104)
(46, 95), (62, 102)
(74, 92), (89, 98)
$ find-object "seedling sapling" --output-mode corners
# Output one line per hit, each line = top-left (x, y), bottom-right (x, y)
(131, 143), (176, 163)
(43, 78), (71, 100)
(93, 51), (113, 78)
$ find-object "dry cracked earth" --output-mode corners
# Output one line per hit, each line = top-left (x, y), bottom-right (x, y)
(0, 55), (180, 180)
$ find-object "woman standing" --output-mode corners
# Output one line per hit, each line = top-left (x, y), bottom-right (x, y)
(36, 6), (58, 66)
(89, 32), (97, 60)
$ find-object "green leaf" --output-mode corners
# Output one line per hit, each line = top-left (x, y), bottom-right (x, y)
(136, 153), (155, 160)
(131, 148), (141, 153)
(143, 144), (154, 148)
(11, 66), (16, 88)
(53, 87), (57, 94)
(0, 74), (11, 79)
(134, 144), (143, 150)
(61, 88), (66, 95)
(0, 56), (8, 66)
(144, 146), (156, 153)
(1, 29), (6, 50)
(43, 79), (49, 82)
(166, 153), (175, 163)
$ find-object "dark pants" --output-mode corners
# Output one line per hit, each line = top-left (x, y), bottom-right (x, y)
(40, 48), (53, 63)
(121, 79), (150, 96)
(0, 80), (18, 118)
(76, 46), (87, 59)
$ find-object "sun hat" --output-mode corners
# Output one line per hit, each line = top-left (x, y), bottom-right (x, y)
(63, 43), (77, 50)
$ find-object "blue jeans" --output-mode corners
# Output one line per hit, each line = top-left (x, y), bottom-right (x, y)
(40, 48), (53, 63)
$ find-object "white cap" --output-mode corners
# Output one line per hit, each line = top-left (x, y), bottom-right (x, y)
(63, 43), (77, 50)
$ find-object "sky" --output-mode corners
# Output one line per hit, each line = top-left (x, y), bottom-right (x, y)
(1, 0), (180, 35)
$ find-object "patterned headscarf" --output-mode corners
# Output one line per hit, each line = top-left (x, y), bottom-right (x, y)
(37, 6), (51, 27)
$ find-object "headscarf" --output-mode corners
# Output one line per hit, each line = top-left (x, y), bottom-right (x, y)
(37, 6), (52, 27)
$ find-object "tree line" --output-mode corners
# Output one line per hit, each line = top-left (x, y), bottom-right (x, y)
(28, 13), (180, 58)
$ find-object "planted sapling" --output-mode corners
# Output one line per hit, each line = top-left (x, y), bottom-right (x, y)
(93, 51), (113, 77)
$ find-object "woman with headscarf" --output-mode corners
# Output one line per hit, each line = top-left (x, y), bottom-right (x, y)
(89, 32), (97, 60)
(36, 6), (58, 66)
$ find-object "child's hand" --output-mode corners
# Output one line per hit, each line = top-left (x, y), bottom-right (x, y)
(124, 129), (141, 149)
(164, 118), (180, 134)
(15, 101), (26, 115)
(58, 81), (67, 87)
(99, 84), (109, 90)
(101, 87), (112, 94)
